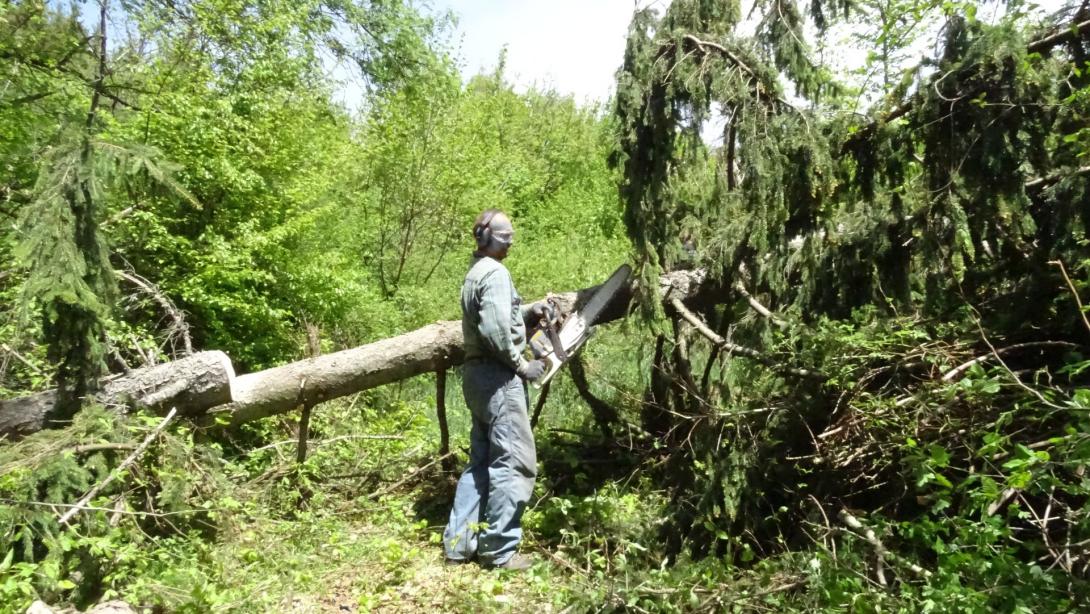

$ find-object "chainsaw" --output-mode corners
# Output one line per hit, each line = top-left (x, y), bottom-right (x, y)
(527, 264), (632, 388)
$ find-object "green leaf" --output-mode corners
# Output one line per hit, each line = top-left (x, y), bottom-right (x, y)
(1072, 389), (1090, 409)
(929, 444), (950, 467)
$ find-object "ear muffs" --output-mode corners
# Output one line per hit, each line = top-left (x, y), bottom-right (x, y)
(474, 210), (498, 248)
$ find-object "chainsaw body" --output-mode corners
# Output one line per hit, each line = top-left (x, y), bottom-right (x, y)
(526, 264), (631, 389)
(528, 303), (590, 388)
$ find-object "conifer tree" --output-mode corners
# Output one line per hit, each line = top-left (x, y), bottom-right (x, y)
(14, 1), (116, 421)
(612, 0), (1090, 555)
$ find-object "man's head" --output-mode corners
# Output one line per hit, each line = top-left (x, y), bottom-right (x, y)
(473, 209), (515, 260)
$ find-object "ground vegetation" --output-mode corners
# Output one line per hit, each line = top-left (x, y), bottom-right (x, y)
(2, 0), (1089, 611)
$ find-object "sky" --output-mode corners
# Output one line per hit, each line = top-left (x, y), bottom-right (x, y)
(424, 0), (1075, 107)
(428, 0), (659, 104)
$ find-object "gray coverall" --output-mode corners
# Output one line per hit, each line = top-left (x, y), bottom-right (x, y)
(443, 255), (536, 566)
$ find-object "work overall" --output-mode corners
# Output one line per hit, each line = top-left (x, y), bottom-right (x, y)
(443, 256), (537, 566)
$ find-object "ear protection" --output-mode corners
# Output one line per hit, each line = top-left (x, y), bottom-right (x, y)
(474, 210), (499, 248)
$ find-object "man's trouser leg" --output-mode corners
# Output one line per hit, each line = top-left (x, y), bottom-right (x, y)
(475, 365), (537, 566)
(443, 408), (489, 561)
(444, 362), (536, 566)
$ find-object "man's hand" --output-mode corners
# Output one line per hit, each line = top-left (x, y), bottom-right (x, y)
(529, 301), (554, 321)
(519, 359), (547, 382)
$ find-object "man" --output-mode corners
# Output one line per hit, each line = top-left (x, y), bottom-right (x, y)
(443, 209), (547, 570)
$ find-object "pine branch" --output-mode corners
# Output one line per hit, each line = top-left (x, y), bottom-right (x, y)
(844, 18), (1090, 152)
(1024, 165), (1090, 191)
(58, 407), (177, 527)
(1026, 18), (1090, 53)
(674, 34), (794, 111)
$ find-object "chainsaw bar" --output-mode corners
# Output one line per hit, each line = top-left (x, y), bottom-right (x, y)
(532, 264), (631, 389)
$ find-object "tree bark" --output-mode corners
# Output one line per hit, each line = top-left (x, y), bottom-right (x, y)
(0, 351), (234, 439)
(217, 321), (466, 427)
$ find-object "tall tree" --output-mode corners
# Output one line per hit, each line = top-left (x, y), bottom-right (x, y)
(10, 1), (121, 421)
(2, 0), (455, 401)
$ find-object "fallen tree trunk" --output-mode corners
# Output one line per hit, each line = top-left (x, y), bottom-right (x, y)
(1, 269), (711, 438)
(0, 351), (234, 440)
(218, 321), (466, 427)
(214, 269), (708, 427)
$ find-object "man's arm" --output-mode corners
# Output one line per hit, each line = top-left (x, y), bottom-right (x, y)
(476, 269), (529, 374)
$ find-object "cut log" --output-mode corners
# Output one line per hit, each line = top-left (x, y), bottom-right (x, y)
(0, 351), (234, 440)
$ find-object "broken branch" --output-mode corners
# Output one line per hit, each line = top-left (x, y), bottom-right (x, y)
(838, 508), (932, 579)
(669, 297), (823, 380)
(59, 407), (177, 526)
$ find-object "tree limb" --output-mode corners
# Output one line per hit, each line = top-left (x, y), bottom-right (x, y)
(940, 341), (1078, 382)
(669, 297), (824, 380)
(116, 269), (193, 356)
(568, 354), (618, 439)
(733, 280), (787, 328)
(838, 508), (932, 579)
(59, 407), (177, 526)
(1050, 260), (1090, 337)
(1025, 165), (1090, 191)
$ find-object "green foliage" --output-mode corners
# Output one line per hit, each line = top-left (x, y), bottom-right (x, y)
(0, 0), (461, 375)
(0, 406), (232, 610)
(14, 139), (113, 417)
(615, 0), (1090, 323)
(2, 0), (627, 379)
(611, 0), (1089, 592)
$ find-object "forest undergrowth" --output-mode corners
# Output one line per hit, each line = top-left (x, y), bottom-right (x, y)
(4, 304), (1090, 612)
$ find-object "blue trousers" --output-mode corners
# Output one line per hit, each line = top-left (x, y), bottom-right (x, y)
(443, 361), (537, 566)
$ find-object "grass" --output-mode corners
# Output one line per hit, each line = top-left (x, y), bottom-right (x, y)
(178, 494), (565, 613)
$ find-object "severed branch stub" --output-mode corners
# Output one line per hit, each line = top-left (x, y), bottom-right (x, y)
(838, 509), (932, 581)
(436, 369), (453, 471)
(668, 296), (824, 380)
(530, 380), (551, 428)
